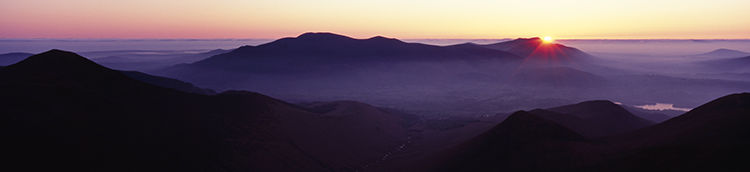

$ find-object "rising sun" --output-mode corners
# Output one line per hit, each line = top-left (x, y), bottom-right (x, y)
(541, 36), (554, 44)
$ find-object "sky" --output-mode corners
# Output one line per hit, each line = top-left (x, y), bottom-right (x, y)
(1, 0), (749, 39)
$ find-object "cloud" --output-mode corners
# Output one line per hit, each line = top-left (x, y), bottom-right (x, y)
(635, 103), (692, 112)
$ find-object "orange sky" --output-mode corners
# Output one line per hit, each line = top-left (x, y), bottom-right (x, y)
(1, 0), (749, 39)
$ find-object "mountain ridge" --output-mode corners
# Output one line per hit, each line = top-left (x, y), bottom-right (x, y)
(192, 32), (521, 69)
(482, 37), (593, 64)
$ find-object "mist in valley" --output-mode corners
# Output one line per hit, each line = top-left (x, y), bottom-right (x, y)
(133, 36), (750, 118)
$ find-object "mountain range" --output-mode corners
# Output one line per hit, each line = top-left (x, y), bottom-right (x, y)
(156, 32), (592, 85)
(150, 32), (620, 115)
(192, 32), (521, 69)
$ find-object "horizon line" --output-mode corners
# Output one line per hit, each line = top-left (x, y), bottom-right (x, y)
(2, 38), (750, 41)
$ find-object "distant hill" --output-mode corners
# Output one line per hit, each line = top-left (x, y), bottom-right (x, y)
(482, 37), (593, 64)
(0, 50), (413, 171)
(693, 48), (750, 58)
(528, 100), (653, 138)
(0, 52), (33, 66)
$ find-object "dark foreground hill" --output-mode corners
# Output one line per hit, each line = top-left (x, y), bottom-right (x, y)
(0, 51), (216, 94)
(601, 92), (750, 171)
(433, 111), (588, 171)
(431, 92), (750, 171)
(531, 100), (654, 138)
(0, 50), (412, 171)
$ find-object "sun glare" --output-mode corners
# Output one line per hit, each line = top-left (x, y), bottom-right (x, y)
(541, 36), (554, 44)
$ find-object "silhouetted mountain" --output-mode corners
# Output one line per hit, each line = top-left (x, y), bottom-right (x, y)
(4, 49), (123, 79)
(435, 111), (586, 171)
(532, 100), (653, 138)
(0, 52), (33, 66)
(482, 37), (593, 64)
(184, 32), (520, 73)
(694, 48), (750, 58)
(0, 50), (214, 95)
(0, 50), (412, 171)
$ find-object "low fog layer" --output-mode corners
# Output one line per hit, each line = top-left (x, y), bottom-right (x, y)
(2, 36), (748, 118)
(144, 33), (749, 117)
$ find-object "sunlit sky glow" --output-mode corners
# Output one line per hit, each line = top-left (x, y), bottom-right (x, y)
(1, 0), (749, 39)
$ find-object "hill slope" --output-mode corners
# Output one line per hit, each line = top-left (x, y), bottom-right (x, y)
(537, 100), (654, 138)
(435, 111), (586, 171)
(601, 93), (750, 171)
